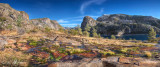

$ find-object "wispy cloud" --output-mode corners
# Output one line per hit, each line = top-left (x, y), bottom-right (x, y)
(60, 24), (80, 27)
(80, 0), (106, 14)
(57, 19), (69, 23)
(57, 15), (100, 27)
(60, 24), (80, 25)
(72, 19), (83, 21)
(98, 8), (104, 14)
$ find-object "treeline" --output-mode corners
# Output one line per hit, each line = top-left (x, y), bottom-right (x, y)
(59, 24), (101, 38)
(59, 25), (160, 43)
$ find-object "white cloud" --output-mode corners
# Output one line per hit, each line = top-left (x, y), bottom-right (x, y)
(90, 16), (99, 18)
(80, 0), (106, 14)
(72, 19), (83, 21)
(60, 24), (79, 25)
(57, 19), (69, 23)
(60, 24), (80, 27)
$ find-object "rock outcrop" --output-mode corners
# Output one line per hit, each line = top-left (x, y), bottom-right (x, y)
(81, 16), (97, 31)
(0, 3), (62, 35)
(81, 14), (160, 36)
(48, 57), (160, 67)
(30, 18), (62, 30)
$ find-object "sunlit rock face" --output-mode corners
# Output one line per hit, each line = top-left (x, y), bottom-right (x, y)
(81, 14), (160, 36)
(81, 16), (97, 31)
(0, 3), (62, 35)
(30, 18), (62, 30)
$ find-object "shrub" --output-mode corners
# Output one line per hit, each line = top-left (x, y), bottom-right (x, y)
(111, 35), (116, 39)
(144, 51), (152, 57)
(6, 24), (12, 29)
(69, 29), (78, 35)
(120, 48), (128, 53)
(99, 50), (115, 56)
(45, 27), (51, 33)
(83, 31), (90, 37)
(0, 17), (7, 22)
(28, 40), (44, 47)
(16, 15), (22, 27)
(76, 25), (83, 35)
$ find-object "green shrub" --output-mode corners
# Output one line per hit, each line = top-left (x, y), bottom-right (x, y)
(111, 35), (116, 39)
(69, 29), (78, 35)
(16, 15), (22, 27)
(0, 17), (7, 22)
(144, 51), (152, 58)
(120, 48), (128, 53)
(6, 24), (12, 29)
(83, 31), (90, 37)
(28, 40), (44, 47)
(45, 27), (51, 33)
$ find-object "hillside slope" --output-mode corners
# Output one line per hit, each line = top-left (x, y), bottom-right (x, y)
(81, 14), (160, 36)
(0, 3), (62, 35)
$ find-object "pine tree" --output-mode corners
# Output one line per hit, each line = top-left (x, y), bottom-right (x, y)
(69, 29), (78, 35)
(83, 24), (91, 37)
(98, 34), (101, 38)
(85, 24), (91, 32)
(77, 25), (83, 35)
(148, 28), (156, 42)
(91, 27), (98, 37)
(83, 31), (90, 37)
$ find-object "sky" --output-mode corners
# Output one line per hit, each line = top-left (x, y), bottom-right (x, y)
(0, 0), (160, 27)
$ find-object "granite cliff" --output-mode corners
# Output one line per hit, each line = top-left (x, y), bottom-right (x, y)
(81, 14), (160, 36)
(0, 3), (62, 35)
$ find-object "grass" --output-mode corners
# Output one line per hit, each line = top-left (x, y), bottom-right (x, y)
(0, 49), (31, 66)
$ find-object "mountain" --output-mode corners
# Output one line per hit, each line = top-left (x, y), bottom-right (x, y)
(30, 18), (62, 30)
(81, 14), (160, 36)
(0, 3), (62, 35)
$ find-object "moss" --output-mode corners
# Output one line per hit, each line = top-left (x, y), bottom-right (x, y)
(29, 41), (38, 46)
(6, 24), (12, 29)
(120, 48), (128, 53)
(99, 50), (115, 56)
(28, 40), (44, 47)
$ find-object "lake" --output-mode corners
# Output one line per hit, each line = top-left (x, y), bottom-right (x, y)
(104, 34), (160, 41)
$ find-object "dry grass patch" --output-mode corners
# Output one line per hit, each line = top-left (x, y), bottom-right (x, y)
(0, 49), (31, 66)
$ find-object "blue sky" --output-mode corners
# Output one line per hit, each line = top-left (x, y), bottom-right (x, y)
(1, 0), (160, 27)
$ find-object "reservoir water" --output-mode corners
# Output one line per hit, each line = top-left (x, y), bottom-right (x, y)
(104, 34), (160, 41)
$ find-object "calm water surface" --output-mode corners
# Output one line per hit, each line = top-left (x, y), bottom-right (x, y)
(104, 34), (160, 41)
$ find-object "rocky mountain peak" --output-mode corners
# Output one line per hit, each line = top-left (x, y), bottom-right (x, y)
(81, 16), (97, 31)
(0, 3), (62, 35)
(30, 18), (62, 30)
(81, 14), (160, 36)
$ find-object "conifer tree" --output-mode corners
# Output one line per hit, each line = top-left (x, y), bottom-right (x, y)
(148, 28), (156, 42)
(83, 31), (90, 37)
(83, 24), (91, 37)
(77, 25), (83, 35)
(85, 24), (91, 32)
(91, 27), (98, 37)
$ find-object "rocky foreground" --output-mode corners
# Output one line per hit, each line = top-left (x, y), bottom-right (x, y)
(48, 57), (160, 67)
